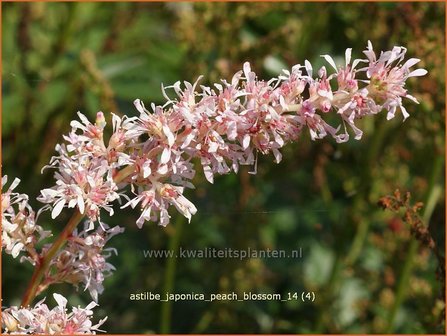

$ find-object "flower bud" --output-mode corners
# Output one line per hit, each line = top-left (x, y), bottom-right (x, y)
(95, 111), (106, 130)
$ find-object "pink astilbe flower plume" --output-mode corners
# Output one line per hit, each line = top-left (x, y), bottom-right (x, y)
(109, 41), (426, 228)
(34, 42), (426, 229)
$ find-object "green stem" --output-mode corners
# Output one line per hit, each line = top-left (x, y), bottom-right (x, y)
(314, 254), (343, 333)
(160, 216), (184, 334)
(314, 120), (390, 330)
(346, 120), (390, 266)
(385, 155), (443, 332)
(345, 218), (368, 266)
(385, 238), (418, 332)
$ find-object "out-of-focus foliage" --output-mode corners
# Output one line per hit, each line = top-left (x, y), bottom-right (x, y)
(2, 2), (445, 334)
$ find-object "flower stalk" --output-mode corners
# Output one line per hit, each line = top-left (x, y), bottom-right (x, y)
(21, 210), (83, 307)
(20, 164), (135, 307)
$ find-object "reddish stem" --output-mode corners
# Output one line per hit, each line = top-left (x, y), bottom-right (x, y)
(20, 164), (134, 307)
(21, 210), (83, 307)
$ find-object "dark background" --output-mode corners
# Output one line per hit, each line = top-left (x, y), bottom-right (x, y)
(2, 2), (445, 334)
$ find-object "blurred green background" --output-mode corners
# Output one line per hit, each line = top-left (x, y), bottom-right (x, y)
(2, 2), (445, 334)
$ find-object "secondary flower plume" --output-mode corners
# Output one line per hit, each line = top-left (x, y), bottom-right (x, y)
(41, 223), (124, 302)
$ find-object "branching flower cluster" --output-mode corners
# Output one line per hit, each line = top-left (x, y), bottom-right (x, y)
(1, 42), (426, 334)
(43, 224), (124, 302)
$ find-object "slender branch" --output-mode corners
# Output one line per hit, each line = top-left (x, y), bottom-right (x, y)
(113, 164), (135, 184)
(21, 210), (83, 307)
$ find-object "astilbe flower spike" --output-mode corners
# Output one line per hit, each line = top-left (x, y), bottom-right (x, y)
(40, 41), (425, 228)
(1, 42), (426, 334)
